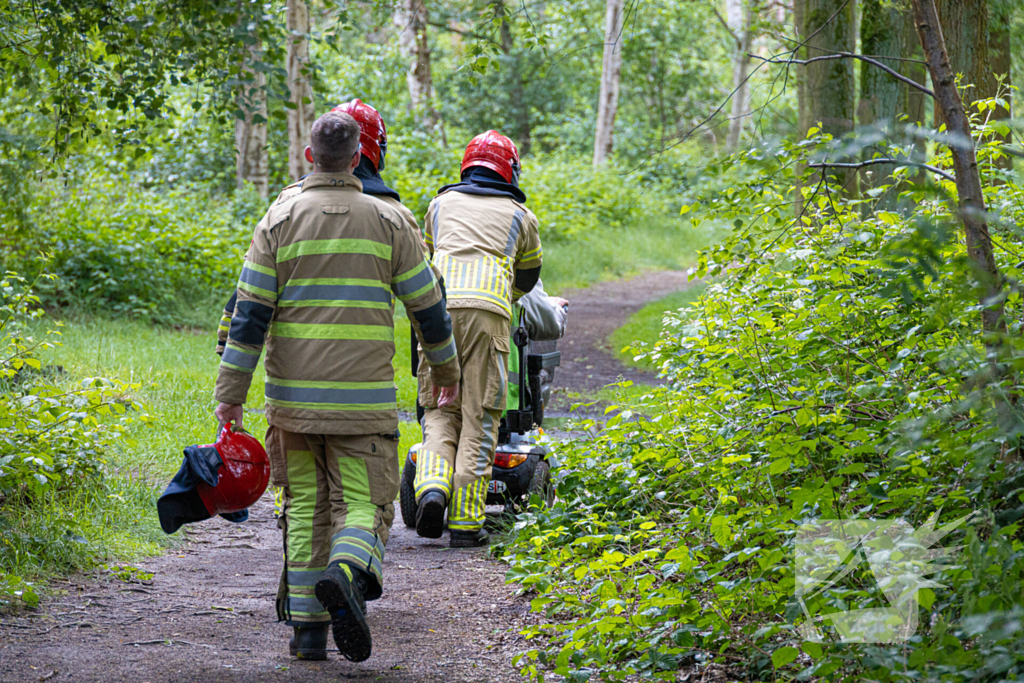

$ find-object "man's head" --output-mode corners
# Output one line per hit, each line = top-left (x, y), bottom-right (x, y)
(332, 99), (388, 172)
(304, 111), (361, 173)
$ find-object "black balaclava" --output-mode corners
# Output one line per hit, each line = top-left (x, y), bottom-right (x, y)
(439, 166), (527, 203)
(353, 155), (401, 201)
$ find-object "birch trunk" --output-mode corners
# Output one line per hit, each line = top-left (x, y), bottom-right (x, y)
(593, 0), (625, 166)
(394, 0), (443, 136)
(726, 0), (755, 153)
(286, 0), (315, 181)
(235, 40), (268, 199)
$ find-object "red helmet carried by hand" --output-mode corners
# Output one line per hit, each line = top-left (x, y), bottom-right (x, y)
(196, 425), (270, 517)
(332, 98), (388, 171)
(461, 130), (521, 185)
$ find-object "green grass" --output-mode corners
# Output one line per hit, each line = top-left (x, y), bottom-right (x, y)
(609, 284), (707, 371)
(541, 217), (713, 293)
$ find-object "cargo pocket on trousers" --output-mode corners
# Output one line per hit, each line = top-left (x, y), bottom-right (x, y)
(484, 334), (510, 412)
(265, 426), (289, 487)
(416, 348), (438, 409)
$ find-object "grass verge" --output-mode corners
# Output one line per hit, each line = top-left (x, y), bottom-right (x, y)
(608, 284), (706, 370)
(539, 217), (712, 293)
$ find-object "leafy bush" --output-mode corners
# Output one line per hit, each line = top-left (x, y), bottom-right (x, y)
(0, 272), (147, 608)
(501, 132), (1024, 681)
(1, 174), (261, 321)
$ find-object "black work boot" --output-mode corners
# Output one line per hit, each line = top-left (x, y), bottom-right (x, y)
(416, 490), (447, 539)
(315, 564), (372, 662)
(450, 527), (490, 548)
(289, 624), (329, 660)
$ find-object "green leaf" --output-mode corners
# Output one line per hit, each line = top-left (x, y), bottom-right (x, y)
(769, 457), (792, 475)
(772, 646), (799, 669)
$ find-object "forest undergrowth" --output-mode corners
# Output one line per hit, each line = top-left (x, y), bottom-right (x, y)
(500, 115), (1024, 682)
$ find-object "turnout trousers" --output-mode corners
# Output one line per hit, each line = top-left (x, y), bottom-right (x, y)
(415, 308), (510, 533)
(265, 427), (399, 626)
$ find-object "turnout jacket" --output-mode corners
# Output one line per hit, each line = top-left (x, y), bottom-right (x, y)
(424, 190), (543, 320)
(214, 172), (459, 435)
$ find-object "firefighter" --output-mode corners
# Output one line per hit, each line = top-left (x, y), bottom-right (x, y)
(414, 130), (543, 548)
(217, 98), (431, 356)
(213, 111), (460, 662)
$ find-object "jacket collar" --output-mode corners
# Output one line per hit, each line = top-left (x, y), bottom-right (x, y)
(300, 172), (363, 192)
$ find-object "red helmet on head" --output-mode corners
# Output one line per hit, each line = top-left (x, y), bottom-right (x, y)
(461, 130), (521, 185)
(196, 425), (270, 517)
(332, 98), (388, 171)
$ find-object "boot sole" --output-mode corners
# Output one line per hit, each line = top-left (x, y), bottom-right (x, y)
(415, 496), (446, 539)
(450, 535), (489, 548)
(314, 570), (372, 663)
(290, 647), (327, 661)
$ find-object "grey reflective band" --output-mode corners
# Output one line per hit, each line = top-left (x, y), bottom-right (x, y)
(279, 284), (392, 304)
(504, 209), (525, 257)
(265, 382), (397, 406)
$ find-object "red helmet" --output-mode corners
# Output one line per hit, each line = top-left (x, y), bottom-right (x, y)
(461, 130), (521, 185)
(332, 98), (388, 171)
(197, 425), (270, 517)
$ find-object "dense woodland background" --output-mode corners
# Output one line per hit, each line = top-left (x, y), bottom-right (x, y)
(2, 0), (1024, 681)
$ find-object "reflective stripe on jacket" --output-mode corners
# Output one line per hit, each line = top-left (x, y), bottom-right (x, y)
(424, 190), (542, 320)
(214, 172), (460, 435)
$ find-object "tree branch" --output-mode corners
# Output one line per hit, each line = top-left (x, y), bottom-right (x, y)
(708, 5), (739, 46)
(750, 52), (935, 100)
(425, 20), (499, 46)
(809, 158), (954, 183)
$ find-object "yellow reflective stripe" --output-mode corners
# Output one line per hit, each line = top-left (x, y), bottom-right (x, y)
(277, 239), (391, 262)
(269, 321), (394, 341)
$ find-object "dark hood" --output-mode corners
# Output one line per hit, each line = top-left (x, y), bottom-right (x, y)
(439, 166), (527, 203)
(353, 156), (401, 201)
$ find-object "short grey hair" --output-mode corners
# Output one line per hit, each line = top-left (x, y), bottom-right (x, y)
(310, 112), (361, 172)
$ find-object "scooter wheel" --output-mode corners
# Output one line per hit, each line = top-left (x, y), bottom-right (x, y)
(399, 458), (418, 528)
(528, 460), (555, 508)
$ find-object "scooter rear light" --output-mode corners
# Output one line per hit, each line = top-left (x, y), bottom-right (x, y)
(494, 451), (528, 468)
(410, 449), (418, 464)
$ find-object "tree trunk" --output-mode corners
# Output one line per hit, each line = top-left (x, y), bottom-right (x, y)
(726, 0), (756, 153)
(286, 0), (315, 181)
(911, 0), (1004, 337)
(934, 0), (991, 113)
(794, 0), (809, 217)
(235, 39), (268, 199)
(858, 0), (910, 204)
(488, 1), (530, 153)
(593, 0), (625, 166)
(804, 0), (856, 190)
(394, 0), (443, 138)
(988, 0), (1012, 169)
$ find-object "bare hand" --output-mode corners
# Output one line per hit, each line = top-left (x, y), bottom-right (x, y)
(432, 383), (460, 408)
(551, 297), (569, 310)
(215, 402), (244, 432)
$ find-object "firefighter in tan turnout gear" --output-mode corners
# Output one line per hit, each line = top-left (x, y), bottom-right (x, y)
(213, 112), (460, 663)
(414, 130), (543, 548)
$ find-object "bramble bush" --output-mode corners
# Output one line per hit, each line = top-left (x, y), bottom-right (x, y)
(501, 118), (1024, 681)
(0, 272), (147, 609)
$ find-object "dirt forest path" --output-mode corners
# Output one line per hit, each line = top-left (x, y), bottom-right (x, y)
(551, 269), (694, 409)
(0, 269), (694, 683)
